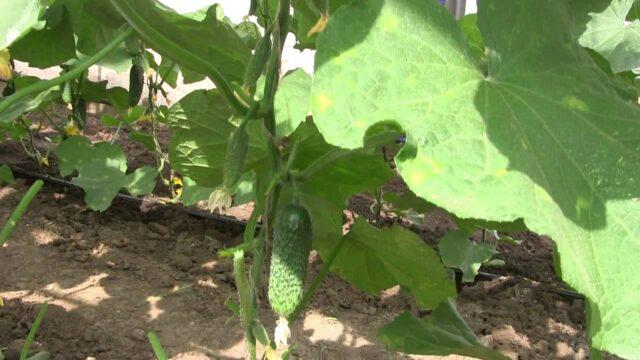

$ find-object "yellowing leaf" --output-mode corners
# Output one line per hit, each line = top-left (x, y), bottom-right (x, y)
(307, 13), (329, 37)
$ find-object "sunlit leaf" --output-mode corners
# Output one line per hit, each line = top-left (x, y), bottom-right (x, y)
(312, 0), (640, 356)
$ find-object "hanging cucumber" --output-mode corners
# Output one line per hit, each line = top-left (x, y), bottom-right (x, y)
(61, 80), (72, 104)
(73, 98), (86, 128)
(208, 117), (250, 212)
(268, 203), (313, 348)
(243, 26), (273, 89)
(128, 59), (145, 107)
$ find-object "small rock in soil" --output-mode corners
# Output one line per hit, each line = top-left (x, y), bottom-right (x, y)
(172, 254), (193, 272)
(52, 237), (70, 247)
(535, 339), (550, 353)
(0, 317), (15, 335)
(175, 232), (195, 255)
(130, 328), (147, 342)
(74, 239), (91, 251)
(73, 252), (90, 263)
(207, 236), (223, 250)
(5, 339), (43, 360)
(148, 222), (169, 236)
(155, 273), (174, 288)
(556, 342), (576, 358)
(353, 303), (377, 315)
(213, 260), (233, 274)
(119, 260), (131, 270)
(113, 238), (129, 248)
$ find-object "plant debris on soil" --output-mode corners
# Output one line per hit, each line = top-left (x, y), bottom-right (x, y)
(0, 109), (620, 359)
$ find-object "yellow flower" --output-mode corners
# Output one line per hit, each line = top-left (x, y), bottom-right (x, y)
(64, 121), (81, 137)
(171, 176), (183, 197)
(0, 48), (12, 81)
(40, 156), (50, 167)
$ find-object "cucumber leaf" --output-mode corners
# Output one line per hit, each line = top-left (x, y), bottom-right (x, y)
(124, 166), (157, 196)
(379, 300), (508, 360)
(0, 0), (45, 49)
(438, 230), (497, 283)
(9, 5), (76, 68)
(573, 0), (640, 73)
(57, 137), (156, 210)
(311, 0), (640, 357)
(275, 69), (311, 137)
(167, 89), (267, 188)
(337, 219), (455, 308)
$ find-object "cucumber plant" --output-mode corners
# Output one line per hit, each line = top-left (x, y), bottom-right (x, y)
(1, 0), (639, 359)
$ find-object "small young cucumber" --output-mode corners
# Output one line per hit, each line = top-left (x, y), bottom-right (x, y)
(243, 27), (272, 89)
(268, 203), (313, 319)
(128, 63), (144, 107)
(61, 80), (72, 104)
(222, 120), (249, 190)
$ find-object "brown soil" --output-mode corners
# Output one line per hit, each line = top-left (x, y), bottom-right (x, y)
(0, 110), (620, 359)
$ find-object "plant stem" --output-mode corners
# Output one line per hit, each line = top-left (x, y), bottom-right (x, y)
(0, 180), (43, 247)
(288, 236), (347, 322)
(0, 28), (134, 115)
(20, 301), (48, 360)
(147, 331), (169, 360)
(233, 250), (257, 360)
(39, 110), (65, 134)
(20, 118), (41, 170)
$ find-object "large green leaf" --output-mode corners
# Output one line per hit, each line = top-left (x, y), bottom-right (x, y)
(56, 137), (155, 210)
(64, 0), (132, 72)
(379, 300), (508, 360)
(167, 89), (266, 187)
(311, 0), (640, 357)
(275, 69), (311, 137)
(10, 5), (76, 68)
(0, 0), (45, 49)
(124, 166), (157, 196)
(334, 219), (455, 308)
(111, 0), (250, 83)
(574, 0), (640, 73)
(282, 122), (455, 307)
(73, 158), (128, 211)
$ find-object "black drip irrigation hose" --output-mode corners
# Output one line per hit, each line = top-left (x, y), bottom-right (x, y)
(7, 165), (251, 228)
(5, 165), (584, 301)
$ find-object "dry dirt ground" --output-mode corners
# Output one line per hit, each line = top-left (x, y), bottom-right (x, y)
(0, 110), (619, 360)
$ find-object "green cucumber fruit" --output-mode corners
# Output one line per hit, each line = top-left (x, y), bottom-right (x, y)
(128, 64), (144, 107)
(222, 120), (249, 190)
(61, 80), (72, 104)
(268, 203), (313, 318)
(243, 27), (272, 89)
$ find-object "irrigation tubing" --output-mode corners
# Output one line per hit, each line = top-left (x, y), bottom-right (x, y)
(4, 164), (584, 301)
(6, 165), (250, 227)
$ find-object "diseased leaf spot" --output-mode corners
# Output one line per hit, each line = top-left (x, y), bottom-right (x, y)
(313, 93), (334, 113)
(380, 12), (399, 32)
(562, 95), (588, 112)
(495, 168), (508, 177)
